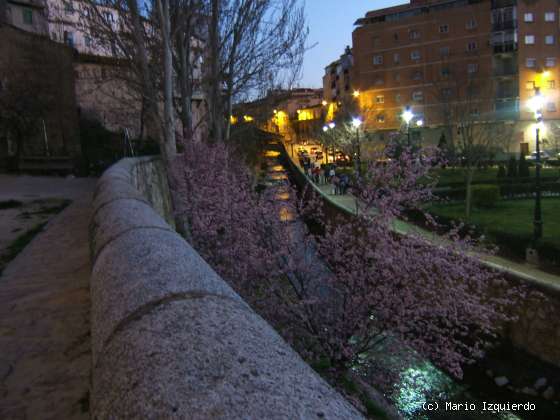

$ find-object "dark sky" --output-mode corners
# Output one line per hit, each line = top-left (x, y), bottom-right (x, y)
(300, 0), (406, 88)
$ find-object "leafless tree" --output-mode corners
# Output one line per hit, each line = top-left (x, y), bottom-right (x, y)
(206, 0), (308, 142)
(431, 59), (515, 219)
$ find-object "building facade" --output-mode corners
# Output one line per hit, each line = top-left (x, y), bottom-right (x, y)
(351, 0), (560, 154)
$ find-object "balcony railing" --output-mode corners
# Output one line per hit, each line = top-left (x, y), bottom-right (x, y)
(493, 42), (517, 54)
(494, 98), (519, 120)
(491, 0), (516, 9)
(492, 20), (517, 31)
(493, 67), (518, 77)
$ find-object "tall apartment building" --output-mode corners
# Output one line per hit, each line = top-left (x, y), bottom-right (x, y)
(351, 0), (560, 153)
(323, 46), (354, 102)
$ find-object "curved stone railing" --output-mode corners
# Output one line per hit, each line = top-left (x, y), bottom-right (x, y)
(89, 157), (363, 419)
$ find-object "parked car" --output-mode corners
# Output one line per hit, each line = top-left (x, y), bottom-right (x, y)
(527, 151), (551, 161)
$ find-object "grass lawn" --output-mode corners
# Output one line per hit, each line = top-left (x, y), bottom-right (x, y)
(427, 198), (560, 249)
(434, 167), (560, 186)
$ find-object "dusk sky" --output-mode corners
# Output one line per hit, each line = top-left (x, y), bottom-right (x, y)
(300, 0), (406, 88)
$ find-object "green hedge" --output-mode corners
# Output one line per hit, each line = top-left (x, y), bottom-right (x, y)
(472, 185), (500, 208)
(435, 182), (560, 201)
(406, 208), (560, 266)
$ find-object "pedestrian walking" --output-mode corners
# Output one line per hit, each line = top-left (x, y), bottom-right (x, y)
(331, 175), (340, 195)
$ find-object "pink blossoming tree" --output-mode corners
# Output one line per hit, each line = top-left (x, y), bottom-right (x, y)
(174, 139), (520, 390)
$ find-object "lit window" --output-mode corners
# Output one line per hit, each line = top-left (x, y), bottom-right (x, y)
(526, 58), (536, 68)
(22, 8), (33, 24)
(548, 80), (556, 89)
(525, 35), (535, 45)
(439, 46), (450, 56)
(412, 91), (423, 101)
(393, 53), (400, 64)
(466, 19), (477, 29)
(439, 24), (449, 33)
(545, 57), (556, 67)
(545, 35), (554, 45)
(376, 95), (385, 104)
(524, 13), (534, 22)
(546, 102), (557, 112)
(373, 55), (383, 65)
(409, 30), (420, 40)
(466, 41), (477, 51)
(545, 12), (555, 22)
(526, 81), (535, 90)
(377, 114), (385, 123)
(410, 50), (421, 60)
(467, 63), (478, 73)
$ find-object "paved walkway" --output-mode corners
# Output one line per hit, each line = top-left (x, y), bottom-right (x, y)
(286, 144), (560, 292)
(0, 176), (95, 419)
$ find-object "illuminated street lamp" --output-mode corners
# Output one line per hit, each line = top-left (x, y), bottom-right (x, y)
(528, 87), (545, 242)
(351, 117), (363, 177)
(416, 119), (424, 127)
(403, 106), (414, 146)
(353, 90), (360, 98)
(322, 122), (336, 163)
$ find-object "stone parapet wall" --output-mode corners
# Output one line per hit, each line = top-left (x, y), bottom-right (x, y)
(89, 157), (363, 419)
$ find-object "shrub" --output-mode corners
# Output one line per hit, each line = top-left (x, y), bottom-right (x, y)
(507, 157), (518, 178)
(472, 185), (500, 208)
(497, 165), (506, 178)
(518, 154), (530, 178)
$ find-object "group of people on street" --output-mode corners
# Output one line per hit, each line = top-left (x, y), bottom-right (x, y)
(297, 149), (350, 196)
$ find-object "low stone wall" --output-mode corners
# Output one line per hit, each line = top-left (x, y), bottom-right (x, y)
(89, 157), (363, 419)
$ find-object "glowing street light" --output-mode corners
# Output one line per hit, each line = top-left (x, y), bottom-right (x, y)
(322, 100), (328, 106)
(528, 87), (545, 242)
(416, 119), (424, 127)
(351, 117), (363, 177)
(403, 106), (414, 146)
(353, 90), (360, 98)
(328, 122), (336, 129)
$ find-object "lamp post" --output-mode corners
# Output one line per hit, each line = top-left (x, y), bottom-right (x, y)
(323, 122), (336, 164)
(528, 87), (545, 243)
(351, 117), (362, 177)
(403, 106), (414, 147)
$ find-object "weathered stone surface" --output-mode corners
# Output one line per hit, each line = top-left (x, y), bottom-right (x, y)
(89, 157), (364, 419)
(92, 179), (149, 211)
(90, 198), (172, 258)
(93, 297), (362, 419)
(91, 228), (244, 363)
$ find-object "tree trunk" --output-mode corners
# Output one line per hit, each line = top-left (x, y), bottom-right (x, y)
(465, 170), (474, 220)
(157, 0), (177, 160)
(208, 0), (223, 142)
(177, 31), (193, 147)
(127, 0), (162, 144)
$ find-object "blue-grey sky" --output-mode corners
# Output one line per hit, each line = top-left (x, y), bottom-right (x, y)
(300, 0), (406, 88)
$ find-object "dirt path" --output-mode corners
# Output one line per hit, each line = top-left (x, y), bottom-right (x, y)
(0, 176), (95, 419)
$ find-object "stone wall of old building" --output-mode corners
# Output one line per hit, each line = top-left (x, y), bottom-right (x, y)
(0, 24), (80, 171)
